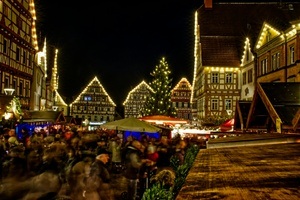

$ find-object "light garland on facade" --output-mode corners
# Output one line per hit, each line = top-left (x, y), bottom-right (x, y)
(70, 76), (116, 107)
(256, 23), (281, 49)
(191, 11), (199, 104)
(55, 90), (67, 106)
(123, 80), (153, 105)
(29, 0), (38, 50)
(172, 77), (192, 92)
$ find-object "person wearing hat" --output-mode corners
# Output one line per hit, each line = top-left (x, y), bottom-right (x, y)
(88, 148), (115, 200)
(68, 150), (95, 200)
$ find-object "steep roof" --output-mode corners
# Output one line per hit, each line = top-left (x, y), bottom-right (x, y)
(247, 82), (300, 132)
(70, 76), (116, 107)
(197, 2), (300, 66)
(234, 100), (252, 130)
(23, 111), (66, 123)
(123, 80), (153, 105)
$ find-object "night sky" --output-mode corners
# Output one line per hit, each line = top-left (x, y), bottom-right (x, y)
(35, 1), (203, 106)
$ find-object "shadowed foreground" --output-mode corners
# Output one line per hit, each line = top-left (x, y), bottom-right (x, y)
(177, 134), (300, 200)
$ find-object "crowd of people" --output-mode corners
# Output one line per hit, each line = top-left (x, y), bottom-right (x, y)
(0, 126), (202, 200)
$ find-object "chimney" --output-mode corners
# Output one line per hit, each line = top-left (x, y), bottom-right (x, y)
(204, 0), (213, 9)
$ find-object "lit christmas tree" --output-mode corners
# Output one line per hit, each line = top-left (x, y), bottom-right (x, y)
(144, 57), (177, 116)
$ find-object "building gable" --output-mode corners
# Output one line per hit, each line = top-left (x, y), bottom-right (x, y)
(123, 80), (153, 105)
(241, 38), (254, 67)
(71, 76), (116, 107)
(255, 23), (281, 49)
(172, 77), (192, 91)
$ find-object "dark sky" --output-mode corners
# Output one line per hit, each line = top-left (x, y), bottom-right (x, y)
(35, 1), (203, 106)
(34, 0), (288, 106)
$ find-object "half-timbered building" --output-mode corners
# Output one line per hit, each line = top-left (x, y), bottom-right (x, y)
(123, 80), (153, 118)
(0, 0), (39, 115)
(192, 0), (300, 127)
(171, 77), (192, 121)
(70, 76), (116, 128)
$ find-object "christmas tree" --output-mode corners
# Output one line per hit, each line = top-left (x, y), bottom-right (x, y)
(144, 57), (176, 116)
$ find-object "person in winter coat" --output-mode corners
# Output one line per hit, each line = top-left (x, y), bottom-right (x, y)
(89, 148), (115, 200)
(123, 140), (151, 200)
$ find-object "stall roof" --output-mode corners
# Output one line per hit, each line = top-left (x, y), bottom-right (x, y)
(247, 82), (300, 132)
(22, 111), (66, 123)
(234, 101), (252, 130)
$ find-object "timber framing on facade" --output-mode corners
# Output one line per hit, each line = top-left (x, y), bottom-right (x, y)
(69, 76), (116, 124)
(192, 0), (300, 131)
(171, 77), (193, 121)
(123, 80), (153, 118)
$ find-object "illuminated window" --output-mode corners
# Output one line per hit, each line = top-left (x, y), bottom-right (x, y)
(272, 52), (280, 70)
(84, 96), (92, 101)
(261, 58), (268, 75)
(225, 99), (232, 110)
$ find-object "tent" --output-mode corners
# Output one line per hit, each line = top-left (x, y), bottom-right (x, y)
(139, 115), (188, 126)
(219, 118), (235, 132)
(100, 117), (161, 133)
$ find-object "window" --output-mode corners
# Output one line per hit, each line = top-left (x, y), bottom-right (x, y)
(19, 81), (23, 96)
(17, 16), (22, 29)
(211, 99), (218, 110)
(211, 73), (219, 83)
(5, 77), (9, 88)
(25, 82), (29, 97)
(225, 73), (233, 83)
(184, 102), (189, 108)
(13, 79), (17, 91)
(290, 46), (295, 64)
(172, 102), (176, 107)
(16, 47), (20, 61)
(225, 99), (232, 110)
(3, 39), (7, 54)
(248, 69), (253, 83)
(23, 50), (26, 64)
(261, 58), (268, 75)
(272, 52), (280, 70)
(84, 96), (92, 101)
(3, 4), (9, 17)
(29, 53), (32, 67)
(242, 72), (246, 85)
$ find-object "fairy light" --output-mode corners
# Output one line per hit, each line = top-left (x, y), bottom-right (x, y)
(123, 80), (153, 105)
(70, 76), (116, 107)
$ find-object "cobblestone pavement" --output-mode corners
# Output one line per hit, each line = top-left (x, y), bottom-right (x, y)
(177, 134), (300, 200)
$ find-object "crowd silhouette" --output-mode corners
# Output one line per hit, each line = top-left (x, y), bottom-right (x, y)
(0, 126), (203, 200)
